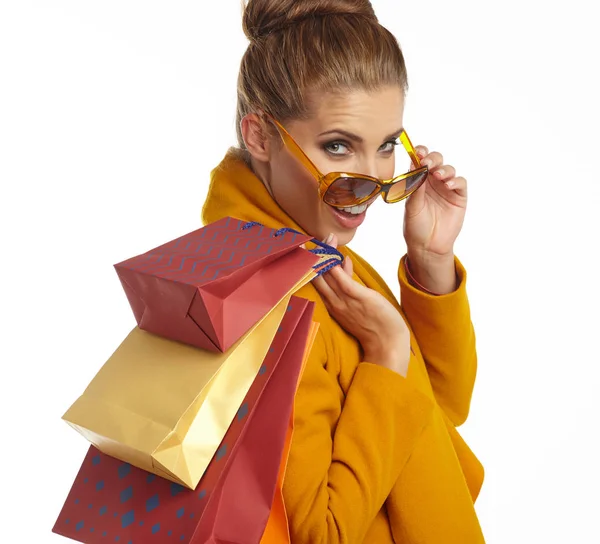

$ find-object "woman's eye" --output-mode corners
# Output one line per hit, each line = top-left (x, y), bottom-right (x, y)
(380, 140), (399, 153)
(324, 142), (350, 156)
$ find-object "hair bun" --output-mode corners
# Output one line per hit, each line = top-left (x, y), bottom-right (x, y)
(243, 0), (377, 42)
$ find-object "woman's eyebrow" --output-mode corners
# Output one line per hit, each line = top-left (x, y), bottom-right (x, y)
(385, 128), (404, 141)
(318, 128), (404, 143)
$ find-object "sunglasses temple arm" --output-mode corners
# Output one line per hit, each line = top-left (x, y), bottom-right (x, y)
(400, 131), (424, 170)
(264, 112), (325, 181)
(280, 132), (323, 181)
(409, 149), (422, 169)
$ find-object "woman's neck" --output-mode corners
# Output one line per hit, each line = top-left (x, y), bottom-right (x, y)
(247, 151), (275, 199)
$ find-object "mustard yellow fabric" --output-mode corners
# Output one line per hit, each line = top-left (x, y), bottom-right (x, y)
(202, 149), (485, 543)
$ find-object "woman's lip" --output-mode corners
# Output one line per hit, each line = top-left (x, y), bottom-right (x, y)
(328, 204), (367, 230)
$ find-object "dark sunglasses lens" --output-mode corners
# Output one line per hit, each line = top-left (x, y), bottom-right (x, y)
(386, 170), (429, 202)
(324, 177), (380, 206)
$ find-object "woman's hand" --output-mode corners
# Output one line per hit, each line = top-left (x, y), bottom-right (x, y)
(404, 147), (467, 257)
(403, 147), (468, 293)
(313, 235), (411, 377)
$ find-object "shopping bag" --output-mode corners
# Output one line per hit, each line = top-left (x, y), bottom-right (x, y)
(65, 221), (341, 489)
(53, 297), (316, 544)
(62, 293), (290, 490)
(114, 216), (322, 352)
(192, 300), (316, 543)
(260, 320), (319, 544)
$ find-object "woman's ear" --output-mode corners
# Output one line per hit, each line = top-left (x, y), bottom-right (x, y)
(240, 113), (271, 162)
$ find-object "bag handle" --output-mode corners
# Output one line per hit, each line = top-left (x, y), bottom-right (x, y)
(241, 222), (344, 276)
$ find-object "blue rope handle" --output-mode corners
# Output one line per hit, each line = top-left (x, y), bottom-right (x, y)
(241, 222), (344, 276)
(314, 257), (343, 275)
(241, 221), (261, 231)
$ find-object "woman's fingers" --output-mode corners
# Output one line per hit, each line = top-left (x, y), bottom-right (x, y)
(315, 262), (359, 305)
(325, 233), (354, 279)
(421, 151), (443, 169)
(312, 275), (337, 304)
(416, 145), (429, 158)
(445, 176), (468, 197)
(327, 264), (365, 299)
(342, 255), (353, 277)
(431, 164), (457, 181)
(316, 235), (363, 309)
(321, 268), (341, 296)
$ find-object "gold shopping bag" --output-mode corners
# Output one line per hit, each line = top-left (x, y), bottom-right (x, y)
(63, 293), (290, 490)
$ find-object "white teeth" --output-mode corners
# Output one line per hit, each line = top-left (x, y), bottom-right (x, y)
(339, 203), (368, 215)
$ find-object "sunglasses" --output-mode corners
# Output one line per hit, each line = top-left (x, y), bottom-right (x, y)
(264, 112), (429, 208)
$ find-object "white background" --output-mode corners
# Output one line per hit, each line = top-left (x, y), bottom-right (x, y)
(1, 1), (599, 542)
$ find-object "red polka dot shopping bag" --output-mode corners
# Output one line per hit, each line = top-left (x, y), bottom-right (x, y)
(53, 297), (316, 544)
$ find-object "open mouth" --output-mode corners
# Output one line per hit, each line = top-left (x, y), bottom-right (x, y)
(327, 201), (372, 230)
(332, 203), (369, 216)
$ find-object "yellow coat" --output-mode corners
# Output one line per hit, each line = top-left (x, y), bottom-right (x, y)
(202, 149), (485, 543)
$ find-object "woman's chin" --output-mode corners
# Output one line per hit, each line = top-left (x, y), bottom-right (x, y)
(336, 231), (356, 247)
(327, 223), (358, 248)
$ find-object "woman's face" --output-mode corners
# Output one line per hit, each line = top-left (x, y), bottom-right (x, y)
(259, 86), (406, 246)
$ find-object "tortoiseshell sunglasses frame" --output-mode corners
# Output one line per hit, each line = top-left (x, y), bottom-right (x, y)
(264, 112), (429, 208)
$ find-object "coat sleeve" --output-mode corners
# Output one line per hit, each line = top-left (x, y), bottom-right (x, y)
(385, 409), (486, 543)
(282, 327), (433, 543)
(398, 254), (478, 426)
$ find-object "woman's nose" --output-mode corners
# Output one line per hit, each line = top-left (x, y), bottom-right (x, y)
(355, 158), (380, 179)
(359, 151), (398, 179)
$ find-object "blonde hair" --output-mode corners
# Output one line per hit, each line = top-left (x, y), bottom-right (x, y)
(236, 0), (409, 148)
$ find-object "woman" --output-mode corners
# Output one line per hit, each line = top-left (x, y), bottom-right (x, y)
(202, 0), (485, 542)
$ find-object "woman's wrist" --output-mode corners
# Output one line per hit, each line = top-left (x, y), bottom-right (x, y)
(364, 343), (410, 377)
(405, 250), (458, 295)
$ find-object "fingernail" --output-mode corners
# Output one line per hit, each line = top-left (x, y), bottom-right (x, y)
(445, 180), (455, 188)
(325, 233), (334, 244)
(422, 159), (432, 168)
(435, 169), (445, 178)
